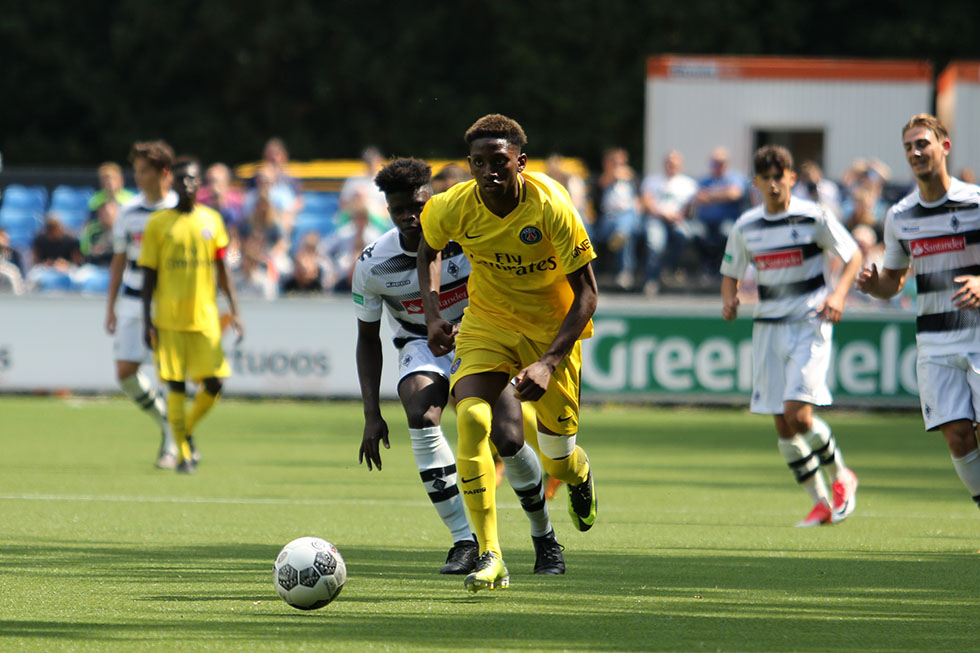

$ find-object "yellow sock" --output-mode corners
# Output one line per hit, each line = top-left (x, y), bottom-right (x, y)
(167, 391), (191, 462)
(186, 390), (219, 436)
(455, 397), (499, 556)
(541, 444), (590, 486)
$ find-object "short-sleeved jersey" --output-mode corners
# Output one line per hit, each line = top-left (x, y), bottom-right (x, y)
(882, 178), (980, 355)
(138, 204), (229, 333)
(721, 196), (858, 320)
(112, 191), (178, 317)
(352, 227), (470, 348)
(420, 171), (596, 343)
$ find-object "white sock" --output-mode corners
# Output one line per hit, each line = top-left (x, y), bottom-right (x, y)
(802, 415), (845, 481)
(410, 426), (473, 544)
(502, 443), (552, 537)
(951, 448), (980, 506)
(778, 435), (830, 506)
(120, 371), (175, 454)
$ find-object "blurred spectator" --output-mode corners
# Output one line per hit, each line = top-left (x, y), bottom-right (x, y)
(334, 184), (389, 232)
(546, 154), (590, 231)
(339, 146), (389, 218)
(844, 224), (887, 306)
(0, 227), (25, 274)
(593, 147), (641, 290)
(640, 150), (698, 294)
(79, 200), (117, 266)
(0, 229), (24, 294)
(841, 157), (890, 221)
(233, 232), (280, 300)
(692, 147), (748, 280)
(240, 183), (290, 275)
(26, 214), (82, 291)
(792, 160), (842, 218)
(244, 138), (303, 235)
(319, 197), (383, 292)
(88, 162), (135, 213)
(958, 167), (977, 184)
(198, 163), (245, 230)
(844, 186), (883, 241)
(431, 162), (470, 194)
(281, 248), (329, 295)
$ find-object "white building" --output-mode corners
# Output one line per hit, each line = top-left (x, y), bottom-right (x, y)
(937, 61), (980, 179)
(644, 55), (933, 183)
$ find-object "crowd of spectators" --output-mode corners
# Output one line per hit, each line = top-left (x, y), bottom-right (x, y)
(0, 139), (927, 310)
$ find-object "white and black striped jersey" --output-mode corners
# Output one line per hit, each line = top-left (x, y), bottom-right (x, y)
(721, 196), (858, 321)
(352, 228), (469, 348)
(112, 191), (178, 317)
(882, 178), (980, 355)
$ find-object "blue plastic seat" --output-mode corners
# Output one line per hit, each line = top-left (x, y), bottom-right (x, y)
(1, 184), (47, 213)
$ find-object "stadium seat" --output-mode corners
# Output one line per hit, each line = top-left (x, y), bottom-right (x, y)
(1, 184), (47, 213)
(33, 268), (74, 292)
(72, 266), (110, 294)
(301, 191), (340, 217)
(50, 186), (95, 231)
(0, 208), (43, 249)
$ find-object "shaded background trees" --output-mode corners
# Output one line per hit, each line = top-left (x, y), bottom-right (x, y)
(2, 0), (979, 170)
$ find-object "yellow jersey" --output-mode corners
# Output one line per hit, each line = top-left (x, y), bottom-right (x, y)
(421, 171), (596, 343)
(138, 204), (229, 333)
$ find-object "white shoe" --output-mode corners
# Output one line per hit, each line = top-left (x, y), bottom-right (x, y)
(831, 468), (858, 523)
(155, 451), (177, 470)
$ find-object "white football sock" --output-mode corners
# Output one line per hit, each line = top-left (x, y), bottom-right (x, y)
(951, 448), (980, 506)
(502, 443), (552, 537)
(120, 371), (175, 454)
(410, 426), (473, 544)
(778, 435), (830, 506)
(802, 415), (845, 481)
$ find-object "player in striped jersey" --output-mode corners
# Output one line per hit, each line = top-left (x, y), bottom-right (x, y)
(104, 141), (179, 469)
(859, 113), (980, 515)
(721, 145), (862, 527)
(353, 158), (564, 576)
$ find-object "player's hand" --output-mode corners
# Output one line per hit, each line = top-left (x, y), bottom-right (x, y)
(513, 361), (553, 402)
(143, 324), (157, 350)
(426, 319), (457, 357)
(228, 314), (245, 344)
(721, 296), (739, 321)
(856, 263), (879, 295)
(952, 275), (980, 310)
(818, 294), (845, 323)
(358, 416), (390, 471)
(105, 308), (117, 335)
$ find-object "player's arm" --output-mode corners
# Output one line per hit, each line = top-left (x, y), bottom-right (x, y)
(140, 266), (157, 350)
(355, 318), (389, 471)
(819, 248), (863, 323)
(417, 234), (456, 356)
(721, 275), (740, 321)
(856, 264), (909, 299)
(215, 253), (245, 343)
(105, 252), (127, 334)
(513, 261), (598, 402)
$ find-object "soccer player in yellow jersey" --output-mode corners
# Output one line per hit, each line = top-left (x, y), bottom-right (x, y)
(418, 114), (598, 592)
(139, 158), (244, 474)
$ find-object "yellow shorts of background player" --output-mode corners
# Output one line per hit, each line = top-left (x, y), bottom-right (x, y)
(155, 328), (231, 383)
(449, 319), (581, 435)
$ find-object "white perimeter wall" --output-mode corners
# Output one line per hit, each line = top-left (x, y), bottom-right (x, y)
(945, 82), (980, 175)
(645, 78), (931, 182)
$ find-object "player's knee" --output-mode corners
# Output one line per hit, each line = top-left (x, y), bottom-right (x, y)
(489, 425), (521, 457)
(405, 404), (440, 430)
(943, 423), (979, 457)
(783, 409), (811, 434)
(456, 397), (493, 455)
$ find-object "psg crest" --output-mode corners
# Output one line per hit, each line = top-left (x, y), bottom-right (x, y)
(519, 226), (543, 244)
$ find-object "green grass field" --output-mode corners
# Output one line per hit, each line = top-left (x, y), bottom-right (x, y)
(1, 396), (978, 652)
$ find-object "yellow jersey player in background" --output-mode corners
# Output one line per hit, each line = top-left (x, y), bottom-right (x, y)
(418, 114), (598, 592)
(139, 157), (244, 474)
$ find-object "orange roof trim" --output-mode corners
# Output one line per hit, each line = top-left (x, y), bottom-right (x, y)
(647, 55), (932, 82)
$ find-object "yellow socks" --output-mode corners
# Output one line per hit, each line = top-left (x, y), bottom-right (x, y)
(455, 397), (499, 557)
(166, 391), (191, 462)
(186, 390), (219, 436)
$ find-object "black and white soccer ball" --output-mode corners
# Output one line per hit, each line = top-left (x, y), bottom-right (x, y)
(273, 536), (346, 610)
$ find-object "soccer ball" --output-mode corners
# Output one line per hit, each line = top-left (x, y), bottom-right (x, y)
(273, 536), (346, 610)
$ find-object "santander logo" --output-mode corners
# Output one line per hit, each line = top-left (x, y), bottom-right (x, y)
(754, 248), (803, 270)
(402, 286), (469, 314)
(909, 236), (966, 258)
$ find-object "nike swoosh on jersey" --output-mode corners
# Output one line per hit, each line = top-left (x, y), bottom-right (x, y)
(464, 232), (482, 239)
(557, 415), (573, 422)
(460, 474), (485, 483)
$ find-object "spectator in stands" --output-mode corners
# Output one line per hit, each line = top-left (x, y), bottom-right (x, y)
(431, 162), (470, 194)
(320, 194), (383, 292)
(80, 200), (117, 267)
(241, 165), (292, 272)
(0, 227), (25, 274)
(593, 147), (641, 291)
(792, 160), (842, 218)
(692, 147), (748, 281)
(233, 232), (280, 300)
(844, 224), (886, 306)
(844, 186), (883, 242)
(88, 162), (135, 214)
(199, 163), (245, 230)
(244, 139), (303, 236)
(547, 154), (591, 236)
(841, 157), (891, 222)
(0, 229), (24, 294)
(32, 213), (82, 268)
(335, 184), (389, 232)
(958, 167), (977, 184)
(281, 248), (328, 295)
(339, 145), (389, 218)
(640, 150), (698, 294)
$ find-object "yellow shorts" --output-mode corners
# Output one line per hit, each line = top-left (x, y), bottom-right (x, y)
(450, 319), (581, 435)
(155, 328), (230, 382)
